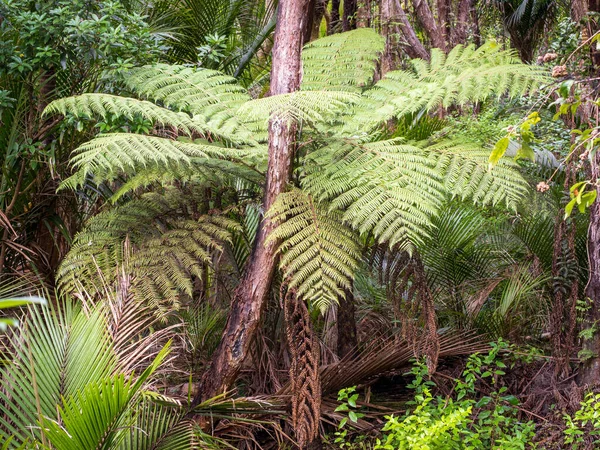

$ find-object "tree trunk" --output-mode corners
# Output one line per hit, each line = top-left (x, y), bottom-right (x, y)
(337, 288), (358, 358)
(193, 0), (313, 404)
(329, 0), (341, 34)
(311, 0), (329, 40)
(393, 0), (430, 60)
(343, 0), (357, 30)
(412, 0), (447, 51)
(451, 0), (472, 45)
(357, 0), (371, 28)
(580, 151), (600, 386)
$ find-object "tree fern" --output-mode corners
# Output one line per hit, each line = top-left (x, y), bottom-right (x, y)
(267, 189), (360, 311)
(49, 30), (546, 312)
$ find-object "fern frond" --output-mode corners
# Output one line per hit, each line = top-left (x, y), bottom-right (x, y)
(301, 28), (385, 92)
(125, 64), (255, 143)
(109, 157), (265, 203)
(303, 138), (528, 248)
(44, 94), (207, 136)
(237, 91), (360, 127)
(429, 140), (529, 208)
(303, 139), (444, 248)
(267, 189), (360, 311)
(354, 42), (548, 131)
(57, 188), (240, 313)
(60, 133), (235, 189)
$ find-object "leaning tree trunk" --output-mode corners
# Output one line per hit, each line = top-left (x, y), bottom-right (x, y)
(580, 145), (600, 385)
(193, 0), (313, 404)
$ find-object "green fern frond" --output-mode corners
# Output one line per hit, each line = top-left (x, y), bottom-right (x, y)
(429, 140), (529, 208)
(109, 157), (264, 203)
(303, 139), (444, 248)
(58, 188), (240, 312)
(60, 133), (234, 189)
(125, 64), (255, 143)
(301, 28), (385, 92)
(44, 93), (207, 136)
(303, 138), (528, 248)
(354, 42), (548, 130)
(267, 188), (360, 311)
(237, 90), (360, 127)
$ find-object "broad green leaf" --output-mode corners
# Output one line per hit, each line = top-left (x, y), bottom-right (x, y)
(488, 137), (510, 170)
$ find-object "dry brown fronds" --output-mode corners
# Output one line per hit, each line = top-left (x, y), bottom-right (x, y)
(285, 289), (321, 448)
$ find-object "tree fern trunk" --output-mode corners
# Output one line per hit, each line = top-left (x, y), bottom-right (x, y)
(193, 0), (313, 404)
(329, 0), (341, 34)
(337, 287), (358, 358)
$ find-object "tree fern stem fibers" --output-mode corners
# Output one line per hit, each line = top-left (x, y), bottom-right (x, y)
(285, 289), (321, 448)
(192, 0), (315, 405)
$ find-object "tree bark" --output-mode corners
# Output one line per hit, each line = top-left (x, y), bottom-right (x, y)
(580, 151), (600, 386)
(357, 0), (371, 28)
(412, 0), (447, 51)
(390, 0), (430, 60)
(343, 0), (357, 31)
(451, 0), (472, 45)
(193, 0), (313, 404)
(311, 0), (329, 40)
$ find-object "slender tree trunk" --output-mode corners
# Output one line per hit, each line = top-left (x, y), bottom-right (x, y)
(329, 0), (341, 34)
(580, 151), (600, 385)
(343, 0), (357, 30)
(357, 0), (371, 27)
(451, 0), (472, 45)
(193, 0), (313, 404)
(337, 287), (358, 358)
(311, 0), (329, 40)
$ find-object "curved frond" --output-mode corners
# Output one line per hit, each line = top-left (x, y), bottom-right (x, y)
(125, 64), (255, 143)
(61, 133), (232, 189)
(44, 93), (207, 136)
(237, 91), (360, 127)
(57, 189), (240, 312)
(303, 138), (528, 248)
(354, 42), (548, 131)
(267, 189), (360, 311)
(301, 28), (385, 92)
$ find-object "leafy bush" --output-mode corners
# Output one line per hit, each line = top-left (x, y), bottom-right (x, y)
(564, 392), (600, 448)
(375, 341), (535, 450)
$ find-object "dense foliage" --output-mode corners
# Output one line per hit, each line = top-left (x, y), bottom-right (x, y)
(3, 0), (600, 448)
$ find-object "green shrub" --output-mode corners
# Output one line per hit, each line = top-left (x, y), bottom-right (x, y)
(564, 392), (600, 448)
(375, 341), (535, 450)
